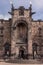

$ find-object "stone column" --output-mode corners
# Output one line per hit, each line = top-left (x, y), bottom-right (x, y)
(28, 26), (32, 55)
(11, 40), (16, 54)
(11, 29), (16, 55)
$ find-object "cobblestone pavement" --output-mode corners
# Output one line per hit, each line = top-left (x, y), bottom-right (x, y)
(0, 58), (43, 64)
(0, 62), (42, 65)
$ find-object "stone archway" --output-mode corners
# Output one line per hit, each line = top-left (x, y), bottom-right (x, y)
(12, 20), (28, 58)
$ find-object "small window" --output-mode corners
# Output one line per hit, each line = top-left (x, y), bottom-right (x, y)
(0, 27), (4, 34)
(19, 10), (24, 16)
(0, 30), (3, 34)
(1, 20), (3, 24)
(38, 27), (42, 37)
(19, 6), (25, 16)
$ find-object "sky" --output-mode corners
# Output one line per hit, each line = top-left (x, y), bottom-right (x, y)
(0, 0), (43, 20)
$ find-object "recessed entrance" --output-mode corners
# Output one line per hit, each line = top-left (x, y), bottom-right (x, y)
(13, 20), (28, 57)
(19, 46), (25, 59)
(15, 20), (28, 43)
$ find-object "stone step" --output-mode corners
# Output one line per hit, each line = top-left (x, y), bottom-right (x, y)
(0, 58), (43, 64)
(5, 59), (42, 64)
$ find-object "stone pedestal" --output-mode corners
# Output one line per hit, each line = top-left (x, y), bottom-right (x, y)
(11, 40), (16, 55)
(28, 40), (32, 54)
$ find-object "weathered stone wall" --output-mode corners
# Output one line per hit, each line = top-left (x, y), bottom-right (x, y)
(0, 19), (11, 56)
(11, 8), (43, 55)
(31, 21), (43, 55)
(0, 7), (43, 57)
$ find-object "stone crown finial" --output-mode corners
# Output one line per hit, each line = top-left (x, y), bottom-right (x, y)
(30, 1), (32, 5)
(9, 0), (13, 5)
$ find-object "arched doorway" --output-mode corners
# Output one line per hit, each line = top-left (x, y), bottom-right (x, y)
(16, 22), (28, 43)
(13, 20), (28, 58)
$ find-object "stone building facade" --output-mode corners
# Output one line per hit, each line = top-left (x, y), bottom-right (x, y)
(0, 4), (43, 58)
